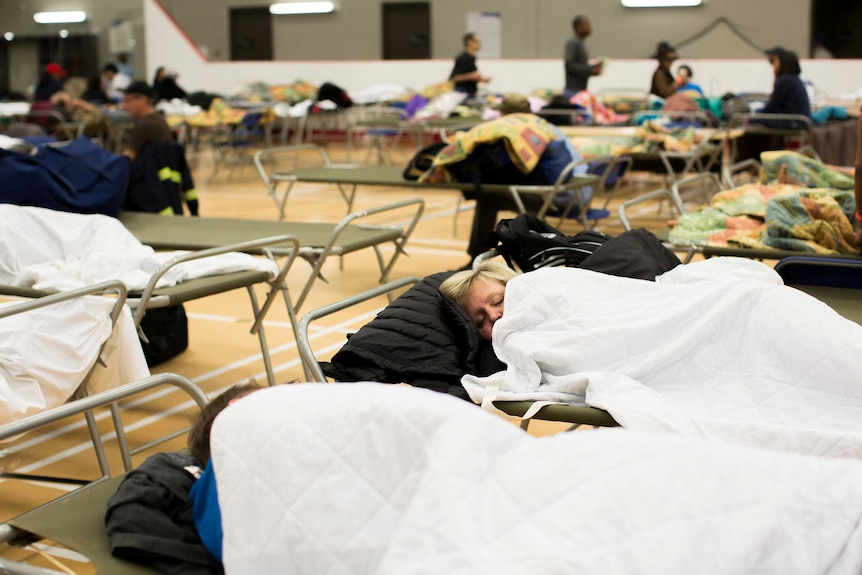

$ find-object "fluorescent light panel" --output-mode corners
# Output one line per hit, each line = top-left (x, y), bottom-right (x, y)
(621, 0), (702, 6)
(270, 2), (335, 14)
(33, 11), (87, 24)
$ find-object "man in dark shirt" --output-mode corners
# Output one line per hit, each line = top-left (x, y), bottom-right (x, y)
(449, 33), (490, 99)
(564, 15), (602, 98)
(121, 80), (174, 160)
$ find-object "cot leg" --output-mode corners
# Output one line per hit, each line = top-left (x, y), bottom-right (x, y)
(246, 285), (277, 387)
(84, 409), (111, 479)
(110, 403), (133, 473)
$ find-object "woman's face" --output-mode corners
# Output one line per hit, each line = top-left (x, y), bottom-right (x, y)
(462, 278), (506, 341)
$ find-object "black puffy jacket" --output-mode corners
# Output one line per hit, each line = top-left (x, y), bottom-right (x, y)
(322, 272), (504, 400)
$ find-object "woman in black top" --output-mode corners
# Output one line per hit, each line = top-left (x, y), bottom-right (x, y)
(152, 67), (188, 102)
(649, 42), (679, 99)
(762, 50), (810, 118)
(81, 74), (109, 105)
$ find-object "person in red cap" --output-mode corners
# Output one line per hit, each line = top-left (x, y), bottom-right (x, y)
(34, 62), (68, 101)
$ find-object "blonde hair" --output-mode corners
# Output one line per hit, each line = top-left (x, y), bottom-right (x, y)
(439, 260), (518, 307)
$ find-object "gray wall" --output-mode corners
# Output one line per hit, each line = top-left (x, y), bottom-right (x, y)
(0, 0), (813, 92)
(158, 0), (811, 61)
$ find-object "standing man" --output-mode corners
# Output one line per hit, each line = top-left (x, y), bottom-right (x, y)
(564, 15), (602, 98)
(449, 33), (491, 99)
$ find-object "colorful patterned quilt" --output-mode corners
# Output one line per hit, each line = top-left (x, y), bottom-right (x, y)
(419, 113), (558, 183)
(761, 151), (855, 190)
(668, 184), (857, 254)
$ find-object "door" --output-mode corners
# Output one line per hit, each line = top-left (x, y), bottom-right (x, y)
(382, 2), (430, 60)
(230, 7), (273, 61)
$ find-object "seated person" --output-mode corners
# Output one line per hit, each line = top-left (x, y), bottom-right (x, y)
(121, 80), (174, 160)
(759, 49), (811, 122)
(102, 62), (132, 103)
(153, 66), (189, 102)
(33, 62), (67, 103)
(649, 42), (679, 99)
(81, 74), (109, 105)
(675, 64), (704, 97)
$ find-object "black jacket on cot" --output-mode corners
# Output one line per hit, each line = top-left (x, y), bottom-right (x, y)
(577, 228), (681, 281)
(124, 141), (199, 216)
(105, 451), (224, 575)
(322, 271), (504, 401)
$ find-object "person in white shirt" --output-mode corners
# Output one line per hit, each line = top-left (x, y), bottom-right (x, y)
(102, 63), (132, 103)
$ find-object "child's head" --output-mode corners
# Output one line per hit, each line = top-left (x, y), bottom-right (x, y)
(187, 381), (262, 465)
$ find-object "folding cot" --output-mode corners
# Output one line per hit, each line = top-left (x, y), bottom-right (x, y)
(0, 372), (209, 575)
(253, 143), (602, 229)
(0, 205), (302, 388)
(296, 249), (862, 433)
(561, 112), (730, 190)
(295, 276), (619, 429)
(729, 112), (820, 164)
(617, 170), (862, 264)
(0, 280), (139, 484)
(117, 196), (424, 314)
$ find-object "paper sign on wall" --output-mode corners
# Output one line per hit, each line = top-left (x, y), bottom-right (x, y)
(467, 12), (501, 58)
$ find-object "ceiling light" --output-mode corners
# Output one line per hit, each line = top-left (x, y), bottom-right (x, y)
(621, 0), (702, 6)
(270, 2), (335, 15)
(3, 32), (13, 41)
(59, 29), (69, 38)
(33, 11), (87, 24)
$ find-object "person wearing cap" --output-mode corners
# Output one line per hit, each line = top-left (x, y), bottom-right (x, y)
(103, 63), (132, 104)
(121, 80), (174, 160)
(449, 33), (491, 99)
(649, 42), (680, 99)
(564, 15), (602, 98)
(34, 62), (68, 102)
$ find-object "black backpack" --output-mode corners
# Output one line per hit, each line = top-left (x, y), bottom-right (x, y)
(491, 214), (611, 272)
(403, 141), (447, 181)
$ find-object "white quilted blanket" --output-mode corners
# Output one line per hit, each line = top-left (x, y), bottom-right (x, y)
(462, 259), (862, 459)
(212, 384), (862, 575)
(0, 296), (148, 425)
(0, 204), (277, 291)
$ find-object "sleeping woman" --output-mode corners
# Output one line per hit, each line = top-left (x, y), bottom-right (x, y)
(446, 257), (862, 459)
(438, 260), (516, 341)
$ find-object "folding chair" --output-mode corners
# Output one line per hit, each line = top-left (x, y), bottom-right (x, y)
(211, 107), (271, 181)
(345, 105), (407, 165)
